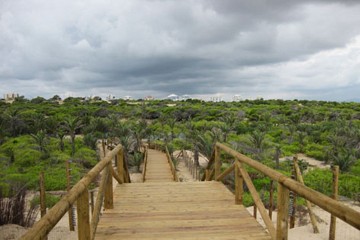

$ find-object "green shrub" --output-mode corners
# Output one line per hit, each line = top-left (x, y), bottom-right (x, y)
(305, 143), (325, 160)
(31, 193), (61, 208)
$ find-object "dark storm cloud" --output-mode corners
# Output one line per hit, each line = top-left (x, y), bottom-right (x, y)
(1, 0), (360, 100)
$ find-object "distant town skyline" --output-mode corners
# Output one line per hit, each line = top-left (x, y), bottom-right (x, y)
(1, 1), (360, 102)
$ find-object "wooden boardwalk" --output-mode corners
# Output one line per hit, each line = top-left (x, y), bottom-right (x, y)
(96, 150), (271, 239)
(144, 149), (174, 182)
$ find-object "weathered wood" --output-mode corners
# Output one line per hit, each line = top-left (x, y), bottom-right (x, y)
(269, 180), (274, 220)
(66, 160), (75, 231)
(20, 145), (123, 240)
(39, 172), (46, 218)
(234, 162), (243, 205)
(96, 181), (271, 240)
(214, 146), (221, 180)
(237, 162), (276, 239)
(39, 172), (47, 240)
(165, 146), (178, 181)
(104, 163), (113, 209)
(117, 149), (124, 182)
(276, 183), (289, 240)
(293, 157), (319, 233)
(289, 162), (297, 229)
(90, 191), (94, 214)
(110, 165), (123, 184)
(90, 166), (109, 240)
(329, 165), (339, 240)
(215, 163), (235, 181)
(142, 147), (148, 182)
(77, 189), (90, 240)
(216, 142), (360, 230)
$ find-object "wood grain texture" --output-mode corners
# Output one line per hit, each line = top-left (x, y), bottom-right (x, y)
(96, 181), (271, 239)
(144, 149), (174, 182)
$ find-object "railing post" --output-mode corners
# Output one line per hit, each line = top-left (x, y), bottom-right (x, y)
(77, 190), (90, 240)
(117, 148), (124, 183)
(276, 183), (289, 240)
(329, 165), (339, 240)
(235, 162), (243, 205)
(66, 160), (75, 231)
(269, 180), (274, 220)
(104, 163), (114, 209)
(39, 172), (47, 240)
(214, 146), (221, 180)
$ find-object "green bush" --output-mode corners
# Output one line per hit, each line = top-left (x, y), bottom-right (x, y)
(304, 143), (325, 160)
(31, 193), (61, 208)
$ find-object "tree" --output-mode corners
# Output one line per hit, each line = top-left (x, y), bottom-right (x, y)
(63, 117), (83, 156)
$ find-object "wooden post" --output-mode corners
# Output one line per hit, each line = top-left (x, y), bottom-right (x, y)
(117, 149), (124, 183)
(293, 157), (319, 233)
(214, 146), (221, 180)
(329, 165), (339, 240)
(39, 172), (47, 240)
(289, 162), (297, 229)
(39, 172), (46, 217)
(104, 163), (113, 209)
(276, 183), (290, 240)
(253, 204), (257, 219)
(66, 160), (75, 231)
(269, 180), (274, 220)
(235, 162), (243, 205)
(90, 191), (94, 214)
(77, 190), (90, 240)
(102, 139), (106, 157)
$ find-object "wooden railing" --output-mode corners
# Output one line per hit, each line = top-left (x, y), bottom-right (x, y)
(142, 146), (148, 182)
(165, 146), (178, 182)
(205, 142), (360, 240)
(148, 143), (178, 182)
(20, 144), (130, 240)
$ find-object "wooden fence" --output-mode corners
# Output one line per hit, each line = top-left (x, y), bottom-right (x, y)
(20, 144), (130, 240)
(206, 142), (360, 240)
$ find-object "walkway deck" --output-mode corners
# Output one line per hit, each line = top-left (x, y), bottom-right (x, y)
(96, 150), (271, 239)
(144, 149), (174, 182)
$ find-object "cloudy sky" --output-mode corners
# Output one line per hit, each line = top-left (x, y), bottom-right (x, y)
(1, 0), (360, 101)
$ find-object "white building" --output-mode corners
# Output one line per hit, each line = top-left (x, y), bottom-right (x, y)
(233, 94), (242, 102)
(167, 94), (179, 101)
(4, 93), (19, 103)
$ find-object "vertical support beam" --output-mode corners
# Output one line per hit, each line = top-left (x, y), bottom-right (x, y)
(293, 157), (319, 233)
(277, 183), (289, 240)
(269, 180), (274, 220)
(39, 172), (46, 217)
(39, 172), (48, 240)
(289, 162), (297, 229)
(77, 190), (90, 240)
(104, 163), (114, 209)
(117, 148), (124, 182)
(235, 162), (243, 205)
(214, 146), (221, 180)
(253, 204), (257, 219)
(329, 165), (339, 240)
(66, 160), (75, 231)
(90, 191), (94, 214)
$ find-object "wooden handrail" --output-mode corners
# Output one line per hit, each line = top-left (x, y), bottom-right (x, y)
(215, 142), (360, 231)
(142, 147), (148, 182)
(20, 145), (124, 240)
(165, 146), (178, 181)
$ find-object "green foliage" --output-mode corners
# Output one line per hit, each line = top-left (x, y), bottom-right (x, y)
(31, 193), (61, 208)
(304, 143), (326, 161)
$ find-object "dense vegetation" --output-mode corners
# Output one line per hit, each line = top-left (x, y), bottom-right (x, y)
(0, 96), (359, 203)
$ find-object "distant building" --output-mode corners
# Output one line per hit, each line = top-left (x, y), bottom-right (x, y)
(210, 96), (223, 102)
(167, 94), (179, 101)
(123, 96), (132, 101)
(144, 96), (155, 101)
(180, 95), (191, 100)
(233, 94), (242, 102)
(106, 94), (116, 101)
(4, 93), (19, 103)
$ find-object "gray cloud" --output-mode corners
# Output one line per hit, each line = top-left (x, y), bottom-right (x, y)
(1, 0), (360, 101)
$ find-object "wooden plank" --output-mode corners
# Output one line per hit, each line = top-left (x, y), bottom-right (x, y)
(96, 182), (271, 239)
